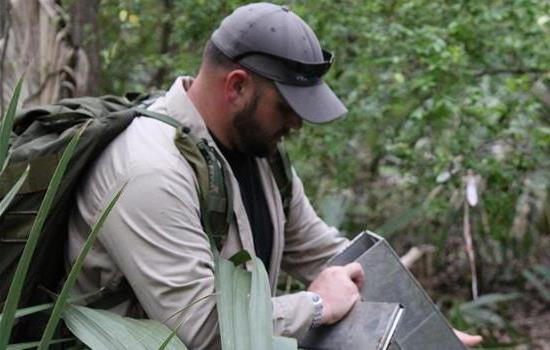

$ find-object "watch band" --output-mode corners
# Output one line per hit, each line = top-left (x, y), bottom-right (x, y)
(306, 291), (323, 329)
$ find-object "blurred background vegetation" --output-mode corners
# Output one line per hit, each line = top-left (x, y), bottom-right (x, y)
(1, 0), (549, 348)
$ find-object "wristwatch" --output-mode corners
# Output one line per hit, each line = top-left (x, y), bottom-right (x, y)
(306, 291), (323, 329)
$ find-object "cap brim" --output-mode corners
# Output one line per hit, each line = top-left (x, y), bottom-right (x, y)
(274, 81), (347, 124)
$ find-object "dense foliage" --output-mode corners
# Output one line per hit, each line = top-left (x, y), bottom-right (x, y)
(88, 0), (549, 346)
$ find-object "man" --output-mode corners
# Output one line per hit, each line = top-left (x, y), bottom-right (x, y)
(67, 3), (481, 348)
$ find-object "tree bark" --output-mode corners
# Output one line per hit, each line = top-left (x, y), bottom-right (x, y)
(0, 0), (10, 116)
(1, 0), (90, 108)
(0, 0), (8, 38)
(69, 0), (101, 96)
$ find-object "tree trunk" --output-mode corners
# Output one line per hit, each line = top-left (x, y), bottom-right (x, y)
(0, 0), (8, 38)
(148, 0), (175, 89)
(0, 0), (90, 111)
(69, 0), (101, 96)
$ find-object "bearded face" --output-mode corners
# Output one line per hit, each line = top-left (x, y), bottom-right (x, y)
(231, 89), (289, 158)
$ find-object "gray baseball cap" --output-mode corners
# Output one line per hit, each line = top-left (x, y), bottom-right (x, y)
(211, 2), (347, 123)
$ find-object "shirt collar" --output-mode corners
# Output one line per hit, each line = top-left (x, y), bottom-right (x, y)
(163, 76), (212, 141)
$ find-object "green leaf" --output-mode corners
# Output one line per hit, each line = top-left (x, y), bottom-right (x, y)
(7, 338), (73, 350)
(459, 292), (521, 310)
(228, 250), (252, 266)
(272, 336), (298, 350)
(215, 258), (250, 350)
(249, 257), (273, 350)
(215, 254), (293, 350)
(158, 293), (215, 350)
(0, 121), (87, 348)
(533, 264), (550, 281)
(377, 205), (424, 237)
(157, 328), (180, 350)
(0, 288), (108, 323)
(523, 269), (550, 303)
(121, 317), (186, 350)
(62, 304), (187, 350)
(38, 183), (126, 350)
(0, 303), (52, 324)
(318, 192), (351, 228)
(0, 76), (24, 169)
(461, 307), (506, 328)
(0, 165), (29, 217)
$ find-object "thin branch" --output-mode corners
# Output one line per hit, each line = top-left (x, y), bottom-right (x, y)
(463, 200), (479, 300)
(474, 67), (547, 77)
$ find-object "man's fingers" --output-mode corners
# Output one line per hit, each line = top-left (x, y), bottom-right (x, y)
(454, 329), (483, 347)
(344, 262), (365, 288)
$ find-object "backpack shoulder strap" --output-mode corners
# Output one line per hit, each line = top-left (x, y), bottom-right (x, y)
(269, 142), (293, 217)
(135, 106), (293, 242)
(134, 107), (231, 252)
(132, 107), (183, 129)
(173, 127), (232, 253)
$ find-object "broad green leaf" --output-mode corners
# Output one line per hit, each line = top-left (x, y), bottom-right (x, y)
(523, 270), (550, 303)
(318, 192), (351, 228)
(249, 257), (273, 350)
(215, 254), (293, 350)
(461, 307), (506, 328)
(121, 316), (187, 350)
(7, 338), (73, 350)
(459, 292), (521, 310)
(0, 76), (24, 168)
(215, 258), (249, 350)
(63, 304), (145, 349)
(533, 265), (550, 280)
(62, 304), (187, 350)
(158, 293), (215, 350)
(38, 184), (126, 350)
(0, 165), (29, 217)
(377, 205), (424, 237)
(272, 336), (298, 350)
(0, 121), (87, 348)
(230, 264), (251, 350)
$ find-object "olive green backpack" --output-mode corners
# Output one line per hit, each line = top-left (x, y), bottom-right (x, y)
(0, 93), (292, 341)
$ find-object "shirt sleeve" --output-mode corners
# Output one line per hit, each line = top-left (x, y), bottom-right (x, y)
(94, 164), (221, 350)
(91, 163), (326, 348)
(282, 169), (350, 284)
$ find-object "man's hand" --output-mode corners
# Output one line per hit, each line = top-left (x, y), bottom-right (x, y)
(307, 262), (364, 325)
(454, 329), (483, 348)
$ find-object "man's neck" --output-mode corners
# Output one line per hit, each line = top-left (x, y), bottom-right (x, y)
(186, 74), (234, 149)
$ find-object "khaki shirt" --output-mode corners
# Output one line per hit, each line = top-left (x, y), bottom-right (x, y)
(67, 77), (348, 349)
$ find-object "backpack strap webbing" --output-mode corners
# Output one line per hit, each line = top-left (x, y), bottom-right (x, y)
(173, 128), (232, 254)
(132, 107), (183, 129)
(135, 107), (232, 253)
(269, 142), (293, 217)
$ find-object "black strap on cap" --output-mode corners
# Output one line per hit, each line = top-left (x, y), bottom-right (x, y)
(236, 50), (333, 86)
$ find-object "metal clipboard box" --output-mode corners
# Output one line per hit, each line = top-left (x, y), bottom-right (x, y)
(300, 300), (405, 350)
(303, 231), (466, 350)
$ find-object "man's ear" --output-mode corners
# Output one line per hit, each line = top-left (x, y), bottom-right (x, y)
(224, 69), (254, 108)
